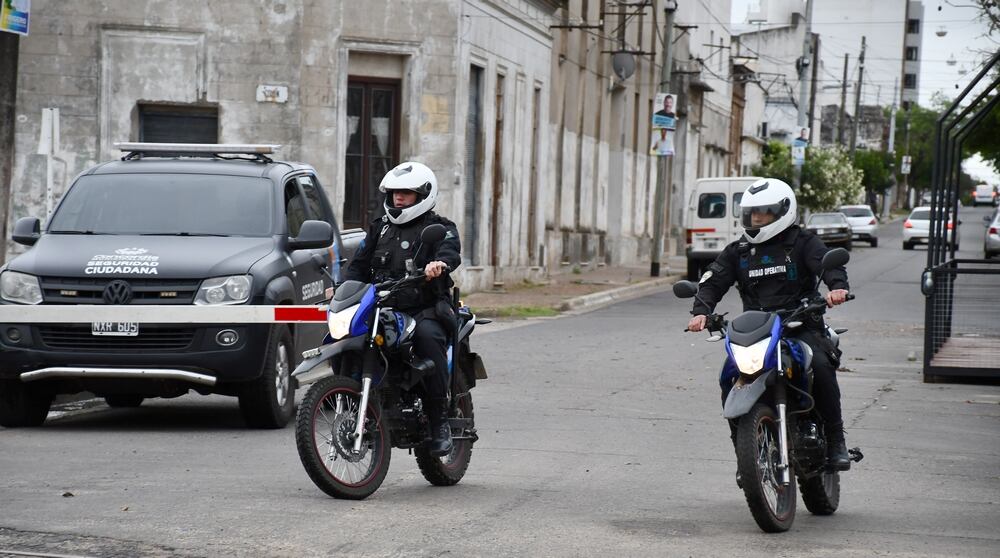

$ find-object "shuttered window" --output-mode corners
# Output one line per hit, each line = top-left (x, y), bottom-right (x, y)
(138, 104), (218, 144)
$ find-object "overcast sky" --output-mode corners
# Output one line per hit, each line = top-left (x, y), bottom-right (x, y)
(731, 0), (999, 182)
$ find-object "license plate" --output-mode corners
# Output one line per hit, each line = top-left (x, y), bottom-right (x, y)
(91, 322), (139, 337)
(817, 229), (826, 234)
(705, 241), (718, 249)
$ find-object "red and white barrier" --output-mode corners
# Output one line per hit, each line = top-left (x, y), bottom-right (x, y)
(0, 305), (329, 324)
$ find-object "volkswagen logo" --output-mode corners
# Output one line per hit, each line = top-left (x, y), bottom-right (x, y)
(103, 280), (133, 305)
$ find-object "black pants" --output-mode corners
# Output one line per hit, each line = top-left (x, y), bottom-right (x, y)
(414, 317), (450, 399)
(721, 329), (843, 430)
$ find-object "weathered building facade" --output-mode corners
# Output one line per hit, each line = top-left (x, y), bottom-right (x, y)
(3, 0), (562, 292)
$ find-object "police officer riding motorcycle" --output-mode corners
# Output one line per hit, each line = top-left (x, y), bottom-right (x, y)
(344, 161), (462, 456)
(686, 178), (853, 472)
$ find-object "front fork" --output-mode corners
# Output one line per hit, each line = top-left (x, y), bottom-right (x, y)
(351, 307), (382, 455)
(774, 377), (792, 486)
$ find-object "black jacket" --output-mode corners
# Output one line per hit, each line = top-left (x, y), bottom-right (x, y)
(345, 211), (461, 310)
(692, 225), (849, 318)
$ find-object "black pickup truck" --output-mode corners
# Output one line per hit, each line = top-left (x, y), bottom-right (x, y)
(0, 144), (363, 428)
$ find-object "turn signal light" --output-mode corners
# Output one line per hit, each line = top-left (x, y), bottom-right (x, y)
(946, 222), (954, 230)
(904, 220), (913, 228)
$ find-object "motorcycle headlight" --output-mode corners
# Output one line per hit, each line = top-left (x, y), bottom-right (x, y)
(0, 271), (43, 305)
(730, 337), (771, 375)
(195, 275), (252, 305)
(328, 303), (359, 340)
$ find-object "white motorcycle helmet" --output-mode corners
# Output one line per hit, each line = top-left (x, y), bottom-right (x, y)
(740, 178), (797, 244)
(379, 161), (438, 225)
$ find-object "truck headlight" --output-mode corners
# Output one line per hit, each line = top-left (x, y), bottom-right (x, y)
(328, 304), (359, 340)
(730, 337), (771, 375)
(0, 271), (43, 305)
(195, 275), (252, 305)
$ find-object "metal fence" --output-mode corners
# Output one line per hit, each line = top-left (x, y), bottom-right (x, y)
(923, 52), (1000, 382)
(924, 260), (1000, 380)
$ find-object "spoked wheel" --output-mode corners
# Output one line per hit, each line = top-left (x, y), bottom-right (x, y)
(799, 469), (840, 515)
(415, 375), (475, 486)
(294, 375), (390, 500)
(736, 403), (797, 533)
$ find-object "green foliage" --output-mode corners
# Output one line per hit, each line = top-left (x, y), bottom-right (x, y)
(853, 149), (892, 193)
(799, 146), (865, 211)
(750, 140), (794, 185)
(965, 98), (1000, 176)
(894, 104), (940, 190)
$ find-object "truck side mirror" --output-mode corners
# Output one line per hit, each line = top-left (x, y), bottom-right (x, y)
(288, 220), (333, 251)
(12, 217), (41, 246)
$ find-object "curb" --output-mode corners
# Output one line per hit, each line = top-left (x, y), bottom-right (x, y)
(557, 273), (683, 312)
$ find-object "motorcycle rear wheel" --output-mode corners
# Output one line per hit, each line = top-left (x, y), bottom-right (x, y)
(294, 375), (390, 500)
(736, 402), (797, 533)
(799, 469), (840, 515)
(415, 374), (474, 486)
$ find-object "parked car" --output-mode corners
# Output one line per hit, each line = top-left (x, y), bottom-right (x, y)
(903, 206), (961, 250)
(0, 143), (364, 428)
(973, 183), (998, 207)
(838, 204), (879, 247)
(920, 190), (963, 208)
(683, 176), (760, 280)
(805, 213), (852, 251)
(984, 209), (1000, 258)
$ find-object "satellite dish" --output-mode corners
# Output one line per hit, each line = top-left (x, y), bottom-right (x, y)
(612, 51), (636, 81)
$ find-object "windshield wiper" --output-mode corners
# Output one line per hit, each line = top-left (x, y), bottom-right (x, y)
(139, 232), (231, 237)
(48, 230), (104, 235)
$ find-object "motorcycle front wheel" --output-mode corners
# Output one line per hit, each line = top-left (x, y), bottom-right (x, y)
(415, 374), (474, 486)
(294, 375), (390, 500)
(736, 402), (797, 533)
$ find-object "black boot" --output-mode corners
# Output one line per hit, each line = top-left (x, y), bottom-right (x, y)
(729, 419), (742, 488)
(427, 398), (453, 457)
(826, 422), (851, 471)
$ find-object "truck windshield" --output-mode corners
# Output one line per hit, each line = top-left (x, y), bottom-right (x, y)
(49, 174), (274, 236)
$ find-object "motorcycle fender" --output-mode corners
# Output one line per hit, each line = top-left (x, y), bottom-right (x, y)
(291, 336), (366, 387)
(723, 369), (775, 420)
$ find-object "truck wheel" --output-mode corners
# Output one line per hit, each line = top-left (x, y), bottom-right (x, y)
(239, 325), (295, 429)
(0, 380), (52, 427)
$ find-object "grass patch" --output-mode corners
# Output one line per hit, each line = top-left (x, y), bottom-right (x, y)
(477, 305), (559, 318)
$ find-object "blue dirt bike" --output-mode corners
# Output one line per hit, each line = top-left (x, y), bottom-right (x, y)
(291, 224), (489, 500)
(673, 247), (863, 532)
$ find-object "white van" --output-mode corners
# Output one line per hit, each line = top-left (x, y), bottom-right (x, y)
(684, 176), (760, 280)
(973, 183), (997, 207)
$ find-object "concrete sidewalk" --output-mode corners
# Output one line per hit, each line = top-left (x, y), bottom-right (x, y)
(462, 255), (686, 318)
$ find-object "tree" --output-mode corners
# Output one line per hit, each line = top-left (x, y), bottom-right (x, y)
(750, 140), (794, 185)
(799, 146), (865, 211)
(853, 149), (892, 195)
(894, 103), (940, 194)
(964, 96), (1000, 175)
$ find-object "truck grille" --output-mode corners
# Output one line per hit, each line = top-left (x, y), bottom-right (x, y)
(37, 326), (197, 352)
(39, 277), (201, 305)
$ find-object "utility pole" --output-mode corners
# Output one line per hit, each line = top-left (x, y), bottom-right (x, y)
(884, 77), (898, 220)
(849, 35), (866, 158)
(650, 0), (677, 277)
(792, 0), (814, 191)
(837, 53), (849, 145)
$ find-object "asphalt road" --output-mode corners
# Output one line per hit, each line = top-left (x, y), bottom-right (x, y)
(2, 206), (998, 557)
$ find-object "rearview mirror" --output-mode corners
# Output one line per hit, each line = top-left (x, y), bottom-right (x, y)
(420, 223), (447, 244)
(821, 247), (850, 270)
(12, 217), (41, 246)
(288, 220), (333, 251)
(672, 280), (699, 299)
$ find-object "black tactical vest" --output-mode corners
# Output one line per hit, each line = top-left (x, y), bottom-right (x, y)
(734, 228), (820, 313)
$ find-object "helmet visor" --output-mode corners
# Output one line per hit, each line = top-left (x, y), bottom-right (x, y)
(741, 200), (790, 230)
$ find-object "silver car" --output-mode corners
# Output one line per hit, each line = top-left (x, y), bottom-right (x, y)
(839, 205), (879, 247)
(985, 209), (1000, 258)
(903, 206), (960, 250)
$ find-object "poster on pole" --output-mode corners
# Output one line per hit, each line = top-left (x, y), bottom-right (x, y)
(650, 92), (676, 157)
(901, 155), (911, 175)
(652, 93), (676, 130)
(1, 0), (30, 36)
(791, 127), (809, 166)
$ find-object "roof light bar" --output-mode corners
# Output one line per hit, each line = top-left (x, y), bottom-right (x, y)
(114, 143), (281, 154)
